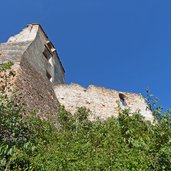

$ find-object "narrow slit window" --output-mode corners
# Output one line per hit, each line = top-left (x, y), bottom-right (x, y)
(119, 93), (127, 106)
(46, 41), (56, 53)
(43, 51), (49, 60)
(46, 71), (52, 82)
(43, 47), (52, 61)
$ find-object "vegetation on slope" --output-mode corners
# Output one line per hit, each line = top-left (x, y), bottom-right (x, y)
(0, 93), (171, 171)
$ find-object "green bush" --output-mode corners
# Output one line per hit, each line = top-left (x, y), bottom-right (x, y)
(0, 61), (14, 71)
(0, 95), (56, 170)
(0, 95), (171, 170)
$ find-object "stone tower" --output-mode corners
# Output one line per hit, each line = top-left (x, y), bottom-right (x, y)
(0, 24), (64, 117)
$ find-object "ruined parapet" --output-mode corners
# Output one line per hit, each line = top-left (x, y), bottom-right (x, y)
(54, 84), (153, 122)
(0, 24), (65, 117)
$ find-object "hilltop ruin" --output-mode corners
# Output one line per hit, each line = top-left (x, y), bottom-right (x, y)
(0, 24), (153, 121)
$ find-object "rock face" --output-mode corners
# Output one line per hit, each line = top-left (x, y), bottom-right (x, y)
(0, 24), (153, 122)
(54, 84), (153, 122)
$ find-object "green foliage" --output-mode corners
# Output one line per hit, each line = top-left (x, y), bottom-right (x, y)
(0, 95), (171, 170)
(146, 88), (163, 121)
(0, 95), (56, 170)
(0, 61), (14, 71)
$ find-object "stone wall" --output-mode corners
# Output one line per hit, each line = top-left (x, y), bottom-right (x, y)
(0, 64), (17, 95)
(0, 56), (59, 119)
(21, 25), (64, 84)
(14, 58), (59, 118)
(0, 41), (31, 64)
(0, 24), (65, 84)
(54, 84), (153, 122)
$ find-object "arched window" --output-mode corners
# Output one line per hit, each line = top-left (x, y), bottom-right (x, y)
(119, 93), (127, 106)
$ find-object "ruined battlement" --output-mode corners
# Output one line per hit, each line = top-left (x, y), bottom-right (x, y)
(0, 24), (153, 121)
(54, 84), (153, 121)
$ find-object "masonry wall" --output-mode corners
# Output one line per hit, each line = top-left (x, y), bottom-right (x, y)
(37, 26), (65, 83)
(14, 58), (59, 118)
(0, 41), (31, 64)
(0, 24), (65, 84)
(54, 84), (153, 122)
(20, 26), (64, 84)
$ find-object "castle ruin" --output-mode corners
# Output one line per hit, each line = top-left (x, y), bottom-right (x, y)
(0, 24), (153, 121)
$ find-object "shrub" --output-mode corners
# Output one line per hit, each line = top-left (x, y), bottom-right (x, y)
(0, 94), (171, 170)
(0, 95), (56, 170)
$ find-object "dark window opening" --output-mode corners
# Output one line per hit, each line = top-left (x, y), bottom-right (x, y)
(46, 71), (52, 82)
(46, 41), (56, 53)
(43, 52), (49, 60)
(43, 46), (53, 60)
(119, 93), (127, 106)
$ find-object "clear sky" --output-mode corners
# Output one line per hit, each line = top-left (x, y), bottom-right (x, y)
(0, 0), (171, 109)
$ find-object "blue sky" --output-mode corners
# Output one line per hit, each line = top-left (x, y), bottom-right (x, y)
(0, 0), (171, 109)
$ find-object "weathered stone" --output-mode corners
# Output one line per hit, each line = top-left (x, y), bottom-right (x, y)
(54, 84), (153, 122)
